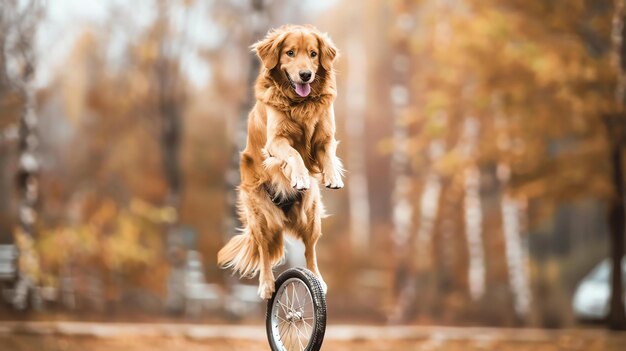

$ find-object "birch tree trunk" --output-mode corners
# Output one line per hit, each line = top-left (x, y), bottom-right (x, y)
(388, 1), (416, 323)
(464, 166), (485, 300)
(345, 12), (371, 253)
(498, 164), (532, 317)
(460, 117), (485, 301)
(491, 92), (532, 318)
(415, 154), (442, 271)
(3, 0), (43, 311)
(413, 0), (456, 287)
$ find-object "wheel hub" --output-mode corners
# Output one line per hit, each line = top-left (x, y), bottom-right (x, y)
(286, 310), (303, 322)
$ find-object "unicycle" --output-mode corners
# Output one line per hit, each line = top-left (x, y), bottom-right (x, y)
(266, 267), (327, 351)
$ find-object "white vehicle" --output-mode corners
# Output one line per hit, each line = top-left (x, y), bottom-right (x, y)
(573, 258), (626, 320)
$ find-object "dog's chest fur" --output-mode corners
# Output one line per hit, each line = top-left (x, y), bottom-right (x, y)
(282, 108), (327, 172)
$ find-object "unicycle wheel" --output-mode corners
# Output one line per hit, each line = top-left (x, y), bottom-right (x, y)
(266, 267), (327, 351)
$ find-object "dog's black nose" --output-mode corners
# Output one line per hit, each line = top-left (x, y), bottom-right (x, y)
(299, 71), (312, 82)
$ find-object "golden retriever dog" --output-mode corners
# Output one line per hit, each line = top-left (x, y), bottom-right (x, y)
(217, 24), (342, 299)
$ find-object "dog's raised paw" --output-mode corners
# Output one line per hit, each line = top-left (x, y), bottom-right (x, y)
(324, 174), (343, 189)
(291, 172), (311, 190)
(258, 280), (275, 300)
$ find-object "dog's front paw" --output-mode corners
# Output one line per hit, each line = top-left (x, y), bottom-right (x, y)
(323, 170), (343, 189)
(290, 169), (311, 190)
(285, 156), (310, 190)
(258, 279), (275, 300)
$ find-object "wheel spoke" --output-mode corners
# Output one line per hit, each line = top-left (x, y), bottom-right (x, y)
(284, 322), (291, 350)
(295, 323), (310, 344)
(294, 282), (302, 312)
(278, 300), (291, 317)
(278, 324), (287, 342)
(295, 323), (304, 351)
(302, 319), (312, 334)
(290, 323), (297, 351)
(282, 322), (288, 349)
(284, 285), (291, 312)
(299, 286), (309, 310)
(299, 320), (310, 336)
(279, 320), (289, 343)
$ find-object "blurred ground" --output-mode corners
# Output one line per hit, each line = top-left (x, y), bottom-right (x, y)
(0, 322), (625, 351)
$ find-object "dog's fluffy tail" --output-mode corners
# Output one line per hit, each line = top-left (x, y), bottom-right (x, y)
(217, 231), (284, 278)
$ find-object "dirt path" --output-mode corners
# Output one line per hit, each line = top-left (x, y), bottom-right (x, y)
(1, 322), (625, 351)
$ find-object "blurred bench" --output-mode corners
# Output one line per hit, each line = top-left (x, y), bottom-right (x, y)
(0, 244), (16, 281)
(0, 244), (17, 305)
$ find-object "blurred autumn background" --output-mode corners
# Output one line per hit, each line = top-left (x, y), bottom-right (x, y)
(2, 0), (626, 348)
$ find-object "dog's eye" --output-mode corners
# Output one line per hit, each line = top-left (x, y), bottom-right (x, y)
(286, 50), (295, 57)
(310, 51), (317, 58)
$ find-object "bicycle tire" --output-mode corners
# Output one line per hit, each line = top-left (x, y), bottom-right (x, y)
(266, 267), (327, 351)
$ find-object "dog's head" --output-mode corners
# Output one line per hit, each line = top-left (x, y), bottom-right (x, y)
(253, 24), (337, 98)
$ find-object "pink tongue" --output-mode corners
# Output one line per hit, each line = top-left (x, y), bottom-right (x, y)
(295, 83), (311, 97)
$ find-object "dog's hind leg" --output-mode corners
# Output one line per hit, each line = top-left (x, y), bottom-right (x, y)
(250, 210), (284, 300)
(257, 240), (276, 300)
(302, 205), (328, 294)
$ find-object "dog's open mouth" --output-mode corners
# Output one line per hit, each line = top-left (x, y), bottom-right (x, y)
(286, 73), (311, 98)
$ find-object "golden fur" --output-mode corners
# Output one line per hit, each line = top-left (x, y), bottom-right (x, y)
(217, 24), (343, 299)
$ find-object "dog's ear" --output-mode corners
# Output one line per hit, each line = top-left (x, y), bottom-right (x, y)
(252, 29), (288, 70)
(315, 31), (338, 71)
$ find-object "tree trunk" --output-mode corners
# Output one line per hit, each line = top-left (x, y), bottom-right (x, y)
(17, 78), (38, 238)
(608, 0), (626, 330)
(154, 1), (185, 313)
(345, 17), (371, 254)
(458, 117), (485, 301)
(415, 166), (442, 271)
(160, 88), (185, 313)
(2, 0), (44, 311)
(502, 198), (532, 318)
(464, 165), (485, 300)
(608, 142), (626, 329)
(224, 0), (264, 239)
(388, 0), (416, 324)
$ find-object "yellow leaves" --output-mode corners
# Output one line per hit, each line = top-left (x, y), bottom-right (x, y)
(102, 214), (156, 271)
(423, 90), (452, 118)
(583, 65), (598, 81)
(471, 7), (512, 42)
(424, 114), (448, 139)
(130, 198), (177, 223)
(38, 225), (98, 269)
(37, 197), (166, 274)
(529, 52), (560, 82)
(91, 197), (117, 227)
(433, 150), (465, 177)
(14, 227), (41, 280)
(403, 0), (618, 209)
